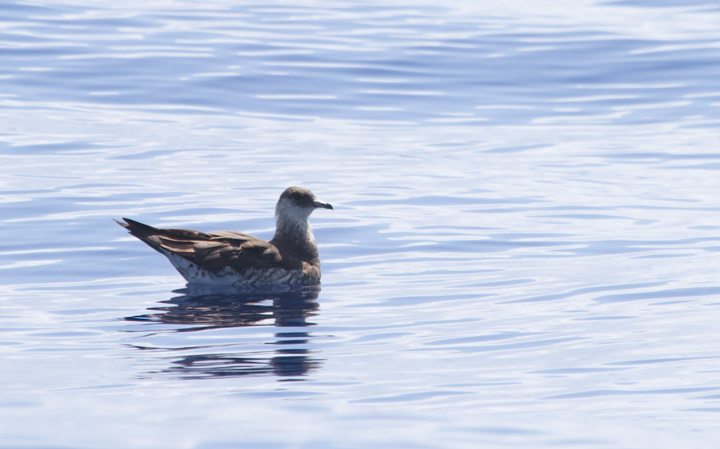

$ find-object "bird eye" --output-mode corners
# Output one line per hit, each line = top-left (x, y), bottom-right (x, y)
(291, 192), (302, 201)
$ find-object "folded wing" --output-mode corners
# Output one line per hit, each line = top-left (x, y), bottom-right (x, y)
(116, 218), (282, 273)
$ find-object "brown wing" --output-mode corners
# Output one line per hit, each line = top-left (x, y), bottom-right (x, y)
(117, 218), (283, 272)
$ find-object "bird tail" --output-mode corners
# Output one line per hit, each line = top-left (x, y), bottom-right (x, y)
(115, 217), (169, 255)
(115, 217), (160, 238)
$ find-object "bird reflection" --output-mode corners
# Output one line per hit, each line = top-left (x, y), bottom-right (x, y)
(126, 286), (322, 380)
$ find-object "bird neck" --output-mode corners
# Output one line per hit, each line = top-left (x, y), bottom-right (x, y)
(273, 216), (317, 251)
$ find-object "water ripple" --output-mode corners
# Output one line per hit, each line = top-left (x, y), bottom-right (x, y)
(2, 0), (720, 448)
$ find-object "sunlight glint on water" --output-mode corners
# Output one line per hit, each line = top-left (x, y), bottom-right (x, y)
(1, 0), (720, 447)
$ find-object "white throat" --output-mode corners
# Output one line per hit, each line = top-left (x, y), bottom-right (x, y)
(275, 199), (314, 242)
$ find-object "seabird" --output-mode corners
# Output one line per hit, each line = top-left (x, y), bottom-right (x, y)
(116, 187), (333, 286)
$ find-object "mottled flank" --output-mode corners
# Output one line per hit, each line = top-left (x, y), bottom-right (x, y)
(161, 250), (318, 286)
(117, 187), (332, 286)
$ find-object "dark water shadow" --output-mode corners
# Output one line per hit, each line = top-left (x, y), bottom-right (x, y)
(125, 286), (323, 380)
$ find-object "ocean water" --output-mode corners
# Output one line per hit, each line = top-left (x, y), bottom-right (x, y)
(1, 0), (720, 447)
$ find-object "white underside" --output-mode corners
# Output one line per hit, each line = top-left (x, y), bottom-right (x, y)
(160, 249), (317, 286)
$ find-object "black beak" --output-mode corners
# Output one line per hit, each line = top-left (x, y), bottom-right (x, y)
(313, 200), (333, 210)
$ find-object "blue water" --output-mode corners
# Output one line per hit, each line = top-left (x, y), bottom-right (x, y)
(2, 0), (720, 447)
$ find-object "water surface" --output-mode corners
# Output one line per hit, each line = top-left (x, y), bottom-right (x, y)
(1, 0), (720, 447)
